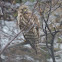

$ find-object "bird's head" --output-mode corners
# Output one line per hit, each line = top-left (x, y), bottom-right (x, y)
(18, 5), (29, 15)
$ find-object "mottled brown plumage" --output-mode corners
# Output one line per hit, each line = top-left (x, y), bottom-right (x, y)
(17, 5), (40, 53)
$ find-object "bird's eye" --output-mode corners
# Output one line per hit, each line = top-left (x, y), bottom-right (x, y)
(24, 8), (27, 12)
(24, 9), (27, 11)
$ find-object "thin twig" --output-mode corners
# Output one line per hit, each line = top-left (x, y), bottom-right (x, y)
(0, 30), (22, 55)
(0, 19), (34, 55)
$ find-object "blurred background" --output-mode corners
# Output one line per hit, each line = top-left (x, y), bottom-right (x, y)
(0, 0), (62, 62)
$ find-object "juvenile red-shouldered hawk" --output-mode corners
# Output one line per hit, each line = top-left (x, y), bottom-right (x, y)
(17, 5), (40, 53)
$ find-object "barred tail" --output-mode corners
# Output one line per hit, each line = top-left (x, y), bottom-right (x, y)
(23, 29), (39, 54)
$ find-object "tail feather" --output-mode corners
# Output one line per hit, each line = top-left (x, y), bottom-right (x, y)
(23, 28), (39, 54)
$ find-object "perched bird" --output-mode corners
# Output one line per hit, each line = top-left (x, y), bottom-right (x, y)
(17, 5), (40, 53)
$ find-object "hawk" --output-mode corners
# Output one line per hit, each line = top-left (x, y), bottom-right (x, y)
(17, 5), (40, 54)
